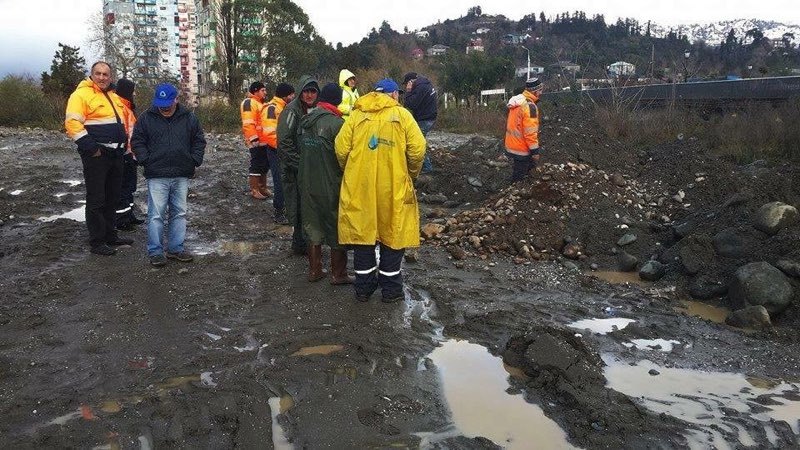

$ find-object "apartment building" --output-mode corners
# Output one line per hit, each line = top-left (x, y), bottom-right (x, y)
(102, 0), (199, 104)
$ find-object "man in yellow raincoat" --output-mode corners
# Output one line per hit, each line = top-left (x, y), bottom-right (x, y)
(335, 78), (426, 303)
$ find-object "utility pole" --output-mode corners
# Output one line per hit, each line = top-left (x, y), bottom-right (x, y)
(520, 45), (531, 79)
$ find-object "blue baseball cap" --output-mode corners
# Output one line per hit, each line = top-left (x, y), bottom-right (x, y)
(374, 78), (399, 94)
(153, 83), (178, 107)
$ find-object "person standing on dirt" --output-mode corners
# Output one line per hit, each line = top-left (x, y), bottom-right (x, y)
(240, 81), (271, 200)
(337, 69), (359, 118)
(262, 82), (296, 224)
(65, 61), (133, 256)
(131, 83), (206, 267)
(277, 76), (319, 256)
(335, 78), (426, 303)
(504, 77), (543, 182)
(402, 72), (437, 174)
(113, 78), (145, 231)
(298, 82), (353, 285)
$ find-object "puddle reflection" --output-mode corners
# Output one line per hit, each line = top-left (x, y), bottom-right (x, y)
(426, 339), (573, 449)
(269, 395), (294, 450)
(603, 355), (800, 448)
(40, 205), (86, 222)
(567, 318), (635, 335)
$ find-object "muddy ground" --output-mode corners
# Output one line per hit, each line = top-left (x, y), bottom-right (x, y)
(0, 103), (799, 449)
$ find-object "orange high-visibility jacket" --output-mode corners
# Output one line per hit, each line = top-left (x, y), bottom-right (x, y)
(504, 90), (540, 157)
(240, 94), (265, 147)
(118, 97), (136, 154)
(65, 78), (128, 157)
(261, 96), (287, 149)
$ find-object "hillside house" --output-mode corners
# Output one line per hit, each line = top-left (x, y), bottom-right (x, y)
(501, 33), (529, 45)
(607, 61), (636, 77)
(415, 30), (429, 39)
(466, 38), (484, 54)
(476, 27), (491, 34)
(515, 66), (545, 78)
(426, 44), (449, 57)
(550, 61), (581, 75)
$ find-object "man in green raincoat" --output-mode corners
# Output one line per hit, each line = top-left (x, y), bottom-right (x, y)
(277, 76), (319, 255)
(335, 78), (426, 303)
(298, 82), (352, 284)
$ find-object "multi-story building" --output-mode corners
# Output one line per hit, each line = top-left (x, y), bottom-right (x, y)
(102, 0), (199, 104)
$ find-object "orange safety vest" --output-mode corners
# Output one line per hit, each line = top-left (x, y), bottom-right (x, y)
(240, 93), (265, 147)
(504, 90), (540, 157)
(261, 96), (287, 149)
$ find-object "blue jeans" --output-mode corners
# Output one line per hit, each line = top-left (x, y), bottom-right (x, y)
(417, 120), (435, 173)
(146, 177), (188, 256)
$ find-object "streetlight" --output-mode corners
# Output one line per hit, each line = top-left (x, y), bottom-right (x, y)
(519, 45), (531, 79)
(683, 50), (690, 82)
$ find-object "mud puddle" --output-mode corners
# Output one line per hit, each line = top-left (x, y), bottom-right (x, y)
(589, 271), (650, 286)
(40, 204), (86, 222)
(677, 300), (731, 324)
(269, 395), (294, 450)
(603, 355), (800, 448)
(423, 339), (573, 449)
(568, 317), (635, 334)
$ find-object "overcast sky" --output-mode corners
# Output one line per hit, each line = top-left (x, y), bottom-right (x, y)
(1, 0), (797, 77)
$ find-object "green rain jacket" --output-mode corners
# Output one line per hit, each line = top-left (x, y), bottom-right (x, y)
(298, 104), (345, 247)
(277, 75), (319, 223)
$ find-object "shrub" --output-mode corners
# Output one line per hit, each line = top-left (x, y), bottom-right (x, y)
(0, 75), (63, 128)
(194, 100), (240, 133)
(436, 105), (506, 138)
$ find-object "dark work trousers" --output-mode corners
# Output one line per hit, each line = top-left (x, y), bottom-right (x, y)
(81, 151), (124, 248)
(507, 152), (537, 182)
(352, 243), (405, 299)
(116, 153), (137, 218)
(266, 146), (284, 212)
(249, 146), (270, 175)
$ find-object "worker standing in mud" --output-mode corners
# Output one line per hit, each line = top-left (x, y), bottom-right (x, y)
(131, 83), (206, 267)
(337, 69), (359, 118)
(402, 72), (437, 174)
(298, 82), (353, 284)
(504, 77), (543, 182)
(261, 82), (296, 224)
(113, 78), (145, 231)
(277, 76), (319, 256)
(240, 81), (271, 200)
(335, 78), (426, 303)
(65, 61), (133, 256)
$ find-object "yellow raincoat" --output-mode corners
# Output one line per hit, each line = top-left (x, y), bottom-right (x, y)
(335, 92), (426, 249)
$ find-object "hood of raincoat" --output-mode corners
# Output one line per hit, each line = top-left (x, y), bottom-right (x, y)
(338, 69), (356, 87)
(353, 91), (398, 114)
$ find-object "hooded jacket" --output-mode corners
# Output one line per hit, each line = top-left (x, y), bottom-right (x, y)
(131, 104), (206, 179)
(335, 92), (427, 249)
(504, 89), (540, 157)
(240, 93), (265, 147)
(276, 75), (319, 222)
(337, 69), (359, 117)
(298, 103), (345, 246)
(261, 96), (287, 149)
(403, 76), (438, 122)
(65, 78), (128, 157)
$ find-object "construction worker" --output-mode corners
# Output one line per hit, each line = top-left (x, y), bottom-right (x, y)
(113, 78), (145, 230)
(337, 69), (359, 118)
(240, 81), (271, 199)
(65, 61), (132, 256)
(335, 78), (426, 303)
(504, 77), (543, 182)
(261, 82), (295, 224)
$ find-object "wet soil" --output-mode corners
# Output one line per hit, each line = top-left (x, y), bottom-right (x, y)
(1, 110), (799, 449)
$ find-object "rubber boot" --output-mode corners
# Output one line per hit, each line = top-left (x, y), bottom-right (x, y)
(330, 249), (354, 285)
(249, 175), (267, 200)
(307, 245), (326, 282)
(258, 174), (272, 197)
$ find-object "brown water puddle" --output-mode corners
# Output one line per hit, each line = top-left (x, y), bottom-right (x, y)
(603, 354), (800, 448)
(291, 344), (344, 356)
(269, 395), (295, 450)
(590, 271), (650, 286)
(676, 300), (730, 324)
(425, 340), (574, 449)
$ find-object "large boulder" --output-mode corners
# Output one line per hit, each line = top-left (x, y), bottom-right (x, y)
(728, 262), (794, 314)
(753, 202), (798, 236)
(639, 260), (666, 281)
(775, 259), (800, 279)
(688, 275), (728, 300)
(725, 305), (772, 329)
(712, 228), (751, 258)
(617, 251), (639, 272)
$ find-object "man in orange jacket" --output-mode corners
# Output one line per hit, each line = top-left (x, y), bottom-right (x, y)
(504, 77), (543, 182)
(261, 82), (295, 224)
(240, 81), (271, 199)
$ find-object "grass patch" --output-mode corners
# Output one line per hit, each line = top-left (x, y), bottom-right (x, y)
(435, 105), (507, 139)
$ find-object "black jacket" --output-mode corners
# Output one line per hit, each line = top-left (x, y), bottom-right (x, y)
(403, 76), (438, 121)
(131, 104), (206, 179)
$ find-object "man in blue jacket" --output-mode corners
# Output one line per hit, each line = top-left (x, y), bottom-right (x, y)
(131, 83), (206, 267)
(402, 72), (437, 173)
